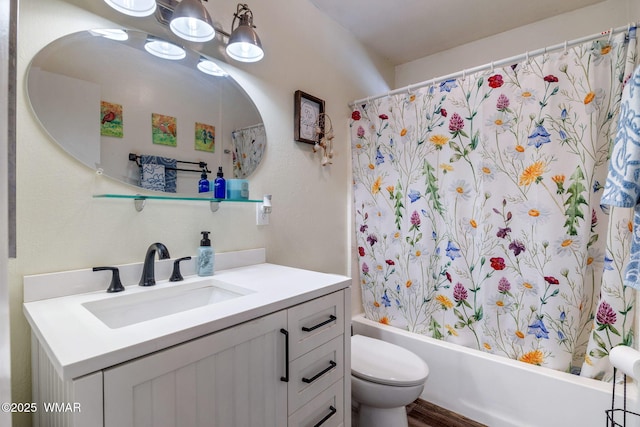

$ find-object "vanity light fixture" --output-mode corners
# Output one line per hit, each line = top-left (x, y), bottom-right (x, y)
(144, 39), (186, 60)
(103, 0), (156, 17)
(154, 0), (264, 63)
(169, 0), (215, 43)
(197, 58), (228, 76)
(225, 4), (264, 63)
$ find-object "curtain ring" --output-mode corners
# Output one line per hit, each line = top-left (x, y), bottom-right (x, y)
(525, 51), (530, 63)
(490, 61), (495, 73)
(462, 69), (466, 81)
(563, 40), (569, 55)
(608, 27), (614, 43)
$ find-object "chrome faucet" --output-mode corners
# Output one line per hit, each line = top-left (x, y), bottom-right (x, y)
(139, 242), (170, 286)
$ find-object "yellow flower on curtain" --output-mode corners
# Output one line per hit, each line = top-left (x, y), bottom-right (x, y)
(519, 161), (546, 186)
(520, 349), (545, 365)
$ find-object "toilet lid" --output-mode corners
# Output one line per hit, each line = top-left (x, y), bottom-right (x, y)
(351, 335), (429, 387)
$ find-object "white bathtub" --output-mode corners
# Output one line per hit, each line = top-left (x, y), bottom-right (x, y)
(352, 313), (639, 427)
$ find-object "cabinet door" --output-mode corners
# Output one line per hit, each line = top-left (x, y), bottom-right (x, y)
(104, 311), (288, 427)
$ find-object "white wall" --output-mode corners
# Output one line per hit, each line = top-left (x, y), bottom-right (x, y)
(9, 0), (393, 425)
(0, 0), (13, 424)
(396, 0), (638, 88)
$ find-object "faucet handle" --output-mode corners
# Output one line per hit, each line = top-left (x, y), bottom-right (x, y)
(93, 266), (125, 293)
(170, 257), (192, 282)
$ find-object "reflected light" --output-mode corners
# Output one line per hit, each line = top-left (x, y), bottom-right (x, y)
(89, 29), (129, 41)
(144, 40), (186, 60)
(197, 59), (228, 76)
(104, 0), (156, 17)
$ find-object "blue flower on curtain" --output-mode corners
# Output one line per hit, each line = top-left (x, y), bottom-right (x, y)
(528, 318), (550, 339)
(408, 190), (421, 203)
(440, 79), (458, 92)
(527, 125), (552, 148)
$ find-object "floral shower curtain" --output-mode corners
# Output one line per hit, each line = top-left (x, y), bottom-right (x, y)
(231, 124), (266, 178)
(351, 30), (638, 379)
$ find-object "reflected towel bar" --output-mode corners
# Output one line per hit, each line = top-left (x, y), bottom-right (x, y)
(129, 153), (211, 173)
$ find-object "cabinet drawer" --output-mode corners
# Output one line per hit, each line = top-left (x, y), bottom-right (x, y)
(289, 336), (344, 414)
(288, 378), (344, 427)
(288, 291), (344, 359)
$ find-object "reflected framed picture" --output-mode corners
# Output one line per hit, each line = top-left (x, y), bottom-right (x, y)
(294, 90), (324, 145)
(195, 122), (215, 152)
(100, 101), (123, 137)
(151, 113), (177, 147)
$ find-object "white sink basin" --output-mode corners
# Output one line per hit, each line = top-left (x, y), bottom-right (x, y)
(82, 280), (253, 329)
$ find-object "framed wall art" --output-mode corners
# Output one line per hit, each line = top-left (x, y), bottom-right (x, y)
(100, 101), (123, 137)
(151, 113), (177, 147)
(195, 122), (215, 152)
(294, 90), (324, 145)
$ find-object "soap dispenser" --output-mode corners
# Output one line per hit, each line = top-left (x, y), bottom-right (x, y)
(198, 170), (210, 193)
(197, 231), (214, 276)
(214, 167), (226, 199)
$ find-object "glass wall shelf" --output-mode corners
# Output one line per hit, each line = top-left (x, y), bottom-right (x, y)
(93, 193), (262, 212)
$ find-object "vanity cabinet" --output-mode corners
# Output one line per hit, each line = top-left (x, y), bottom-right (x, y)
(103, 311), (288, 427)
(31, 288), (350, 427)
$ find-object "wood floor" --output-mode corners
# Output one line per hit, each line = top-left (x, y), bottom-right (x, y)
(352, 398), (486, 427)
(406, 399), (487, 427)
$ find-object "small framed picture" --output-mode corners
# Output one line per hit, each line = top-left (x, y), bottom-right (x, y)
(294, 90), (325, 145)
(151, 113), (177, 147)
(100, 101), (123, 137)
(195, 122), (215, 152)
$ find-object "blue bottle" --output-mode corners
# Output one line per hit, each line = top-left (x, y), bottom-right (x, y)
(197, 231), (214, 276)
(198, 171), (210, 193)
(214, 167), (226, 199)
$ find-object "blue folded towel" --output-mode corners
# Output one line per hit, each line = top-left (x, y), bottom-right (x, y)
(141, 164), (165, 191)
(140, 155), (177, 193)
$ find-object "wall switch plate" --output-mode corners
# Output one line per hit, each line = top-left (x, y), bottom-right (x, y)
(256, 203), (269, 225)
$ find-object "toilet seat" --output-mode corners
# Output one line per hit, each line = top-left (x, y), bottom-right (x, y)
(351, 334), (429, 387)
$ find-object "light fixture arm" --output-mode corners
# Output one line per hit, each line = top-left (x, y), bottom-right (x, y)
(215, 4), (256, 39)
(231, 4), (256, 32)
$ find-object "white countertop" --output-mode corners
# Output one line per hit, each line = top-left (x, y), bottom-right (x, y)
(24, 255), (350, 381)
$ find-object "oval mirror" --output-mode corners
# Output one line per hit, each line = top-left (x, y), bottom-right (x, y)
(26, 29), (266, 194)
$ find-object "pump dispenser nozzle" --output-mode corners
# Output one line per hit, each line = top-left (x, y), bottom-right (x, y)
(200, 231), (211, 246)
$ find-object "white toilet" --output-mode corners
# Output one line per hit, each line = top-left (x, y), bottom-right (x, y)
(351, 334), (429, 427)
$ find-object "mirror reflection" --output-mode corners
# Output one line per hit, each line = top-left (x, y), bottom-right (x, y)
(27, 29), (266, 194)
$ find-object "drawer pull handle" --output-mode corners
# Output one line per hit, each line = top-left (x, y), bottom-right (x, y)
(302, 360), (337, 384)
(280, 329), (289, 382)
(302, 315), (337, 332)
(313, 406), (337, 427)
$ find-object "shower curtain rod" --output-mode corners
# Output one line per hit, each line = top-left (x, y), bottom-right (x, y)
(232, 123), (264, 133)
(349, 22), (637, 107)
